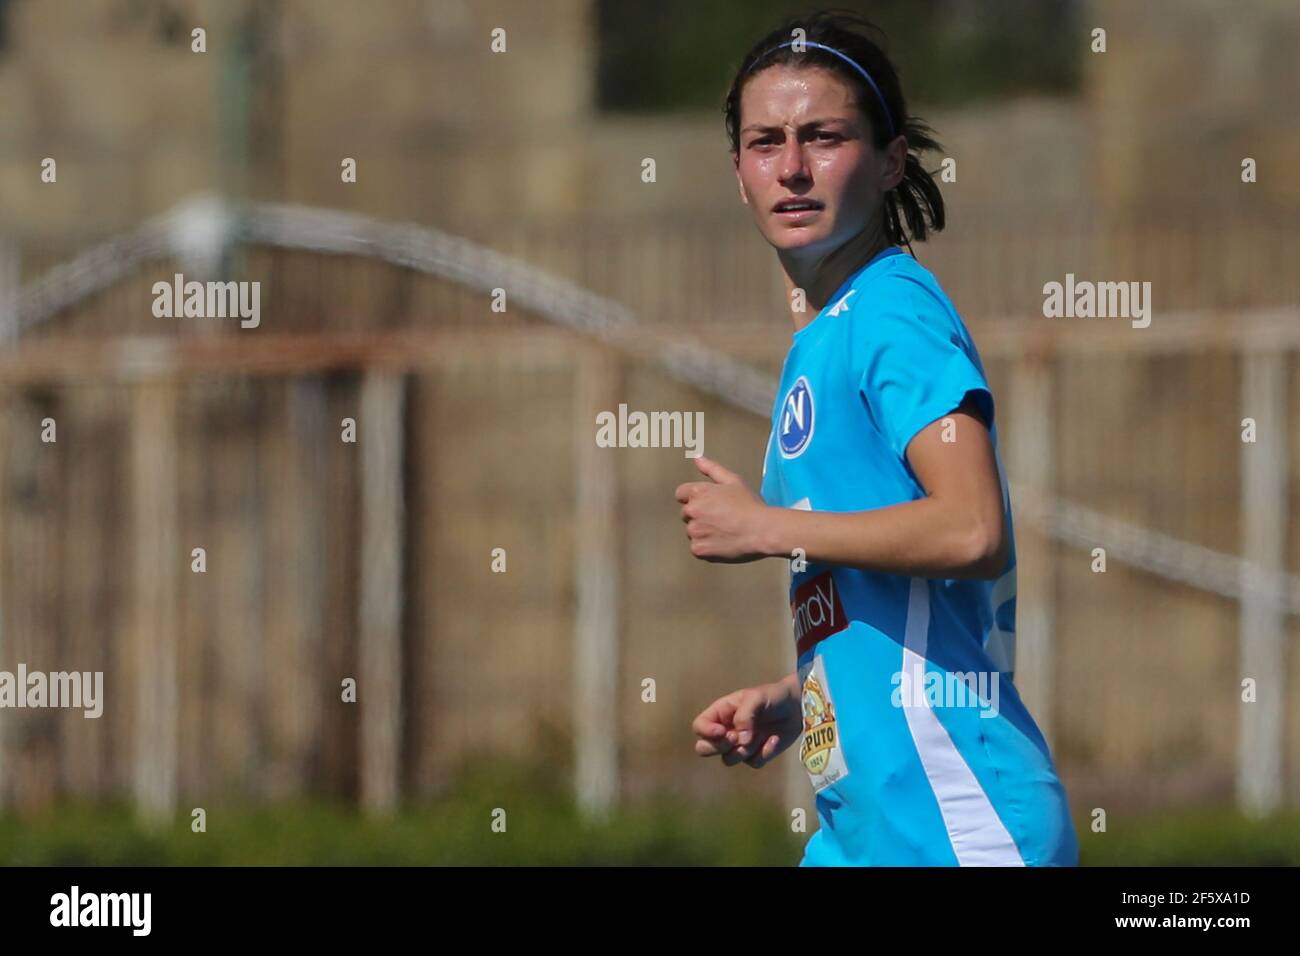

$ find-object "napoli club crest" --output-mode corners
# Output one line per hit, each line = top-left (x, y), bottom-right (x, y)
(778, 376), (814, 458)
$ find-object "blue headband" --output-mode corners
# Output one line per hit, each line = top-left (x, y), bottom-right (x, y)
(750, 40), (897, 140)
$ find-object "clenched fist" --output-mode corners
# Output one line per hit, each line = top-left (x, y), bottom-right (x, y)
(675, 456), (771, 563)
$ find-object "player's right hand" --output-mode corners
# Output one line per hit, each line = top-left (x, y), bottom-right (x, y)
(692, 679), (802, 770)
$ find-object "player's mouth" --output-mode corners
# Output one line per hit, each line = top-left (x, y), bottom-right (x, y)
(772, 198), (824, 222)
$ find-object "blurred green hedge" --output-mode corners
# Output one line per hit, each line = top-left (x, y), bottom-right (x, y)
(3, 759), (1298, 865)
(0, 760), (800, 866)
(597, 0), (1083, 114)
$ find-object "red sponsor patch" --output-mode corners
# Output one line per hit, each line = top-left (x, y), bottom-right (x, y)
(791, 571), (847, 655)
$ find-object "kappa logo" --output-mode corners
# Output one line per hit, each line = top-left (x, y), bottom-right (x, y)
(778, 376), (814, 458)
(827, 288), (857, 316)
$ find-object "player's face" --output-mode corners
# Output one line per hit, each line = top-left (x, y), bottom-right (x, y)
(733, 66), (887, 256)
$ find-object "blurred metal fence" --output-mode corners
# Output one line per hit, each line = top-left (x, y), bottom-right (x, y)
(0, 199), (1296, 824)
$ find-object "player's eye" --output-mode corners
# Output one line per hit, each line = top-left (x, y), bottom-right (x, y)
(747, 131), (839, 150)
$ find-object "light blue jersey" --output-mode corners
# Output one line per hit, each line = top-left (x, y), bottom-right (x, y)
(760, 246), (1078, 867)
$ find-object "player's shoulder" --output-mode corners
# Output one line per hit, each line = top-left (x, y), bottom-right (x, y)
(842, 249), (964, 338)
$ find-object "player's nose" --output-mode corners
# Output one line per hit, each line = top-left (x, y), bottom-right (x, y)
(776, 138), (812, 184)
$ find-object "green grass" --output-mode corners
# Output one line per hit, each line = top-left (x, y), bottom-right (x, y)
(0, 760), (802, 866)
(3, 760), (1297, 865)
(1078, 806), (1300, 867)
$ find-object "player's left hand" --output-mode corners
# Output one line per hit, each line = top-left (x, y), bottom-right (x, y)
(675, 456), (770, 563)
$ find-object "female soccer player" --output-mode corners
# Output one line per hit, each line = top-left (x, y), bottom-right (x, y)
(677, 12), (1078, 866)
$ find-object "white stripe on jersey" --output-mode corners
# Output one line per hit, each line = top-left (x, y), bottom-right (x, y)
(900, 577), (1025, 866)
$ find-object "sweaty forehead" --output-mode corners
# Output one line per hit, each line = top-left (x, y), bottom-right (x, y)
(740, 65), (859, 128)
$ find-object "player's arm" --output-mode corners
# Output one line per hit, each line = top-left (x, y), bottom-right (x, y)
(676, 401), (1007, 580)
(762, 403), (1008, 578)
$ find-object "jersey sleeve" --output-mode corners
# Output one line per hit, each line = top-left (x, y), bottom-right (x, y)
(854, 278), (994, 464)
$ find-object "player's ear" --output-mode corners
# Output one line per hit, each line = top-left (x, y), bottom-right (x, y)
(880, 134), (907, 191)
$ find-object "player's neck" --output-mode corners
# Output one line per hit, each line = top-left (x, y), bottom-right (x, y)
(780, 222), (891, 333)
